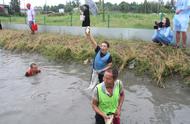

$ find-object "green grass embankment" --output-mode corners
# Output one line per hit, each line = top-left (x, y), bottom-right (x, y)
(0, 29), (190, 87)
(0, 13), (174, 28)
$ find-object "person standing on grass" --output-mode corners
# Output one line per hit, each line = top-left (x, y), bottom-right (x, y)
(92, 68), (125, 124)
(26, 3), (35, 34)
(173, 0), (190, 48)
(85, 30), (112, 90)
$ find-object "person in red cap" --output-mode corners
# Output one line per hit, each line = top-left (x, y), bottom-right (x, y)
(26, 3), (35, 34)
(25, 63), (41, 77)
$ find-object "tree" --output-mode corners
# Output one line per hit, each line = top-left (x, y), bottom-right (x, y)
(43, 5), (50, 13)
(58, 4), (65, 9)
(171, 0), (174, 6)
(72, 0), (80, 7)
(10, 0), (20, 15)
(44, 0), (172, 14)
(119, 2), (129, 12)
(130, 2), (138, 13)
(104, 2), (113, 11)
(64, 1), (73, 13)
(143, 0), (148, 13)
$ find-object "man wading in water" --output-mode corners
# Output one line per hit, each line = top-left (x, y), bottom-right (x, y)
(25, 63), (41, 77)
(92, 68), (125, 124)
(85, 30), (112, 90)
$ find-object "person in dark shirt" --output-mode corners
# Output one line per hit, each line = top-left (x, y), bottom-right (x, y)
(85, 29), (112, 90)
(25, 63), (41, 77)
(0, 20), (2, 30)
(80, 4), (90, 27)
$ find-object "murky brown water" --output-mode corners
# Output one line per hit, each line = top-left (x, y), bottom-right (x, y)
(0, 49), (190, 124)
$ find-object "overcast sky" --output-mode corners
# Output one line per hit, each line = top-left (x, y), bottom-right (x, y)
(1, 0), (167, 8)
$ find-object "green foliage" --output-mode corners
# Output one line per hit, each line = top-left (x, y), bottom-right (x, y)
(0, 13), (175, 29)
(14, 41), (28, 52)
(43, 0), (80, 13)
(1, 30), (190, 87)
(103, 1), (173, 13)
(10, 0), (20, 15)
(0, 40), (6, 48)
(110, 52), (123, 68)
(135, 60), (150, 75)
(39, 0), (173, 14)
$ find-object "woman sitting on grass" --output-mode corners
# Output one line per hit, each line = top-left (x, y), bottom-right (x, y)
(152, 17), (173, 46)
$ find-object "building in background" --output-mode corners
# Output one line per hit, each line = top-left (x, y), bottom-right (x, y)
(20, 8), (27, 14)
(34, 7), (43, 15)
(0, 4), (9, 15)
(59, 8), (64, 13)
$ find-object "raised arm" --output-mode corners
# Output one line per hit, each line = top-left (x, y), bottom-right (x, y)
(85, 30), (98, 49)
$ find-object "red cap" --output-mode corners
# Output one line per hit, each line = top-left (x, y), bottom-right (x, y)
(26, 3), (31, 7)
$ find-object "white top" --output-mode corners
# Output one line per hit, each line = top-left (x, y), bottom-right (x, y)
(27, 9), (35, 21)
(175, 0), (190, 15)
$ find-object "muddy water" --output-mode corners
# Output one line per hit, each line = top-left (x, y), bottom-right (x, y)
(0, 49), (190, 124)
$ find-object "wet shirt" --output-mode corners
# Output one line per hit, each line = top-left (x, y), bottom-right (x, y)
(27, 9), (35, 21)
(25, 68), (41, 77)
(93, 80), (124, 101)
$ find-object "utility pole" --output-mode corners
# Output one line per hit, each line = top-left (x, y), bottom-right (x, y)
(23, 0), (25, 9)
(158, 0), (164, 21)
(45, 0), (47, 14)
(157, 0), (159, 13)
(102, 0), (105, 21)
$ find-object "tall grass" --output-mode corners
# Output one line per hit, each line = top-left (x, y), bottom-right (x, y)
(0, 30), (190, 87)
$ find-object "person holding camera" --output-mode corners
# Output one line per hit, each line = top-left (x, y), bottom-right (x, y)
(173, 0), (190, 48)
(152, 17), (173, 46)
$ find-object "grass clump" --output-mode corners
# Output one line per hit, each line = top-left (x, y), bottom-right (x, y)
(0, 29), (190, 87)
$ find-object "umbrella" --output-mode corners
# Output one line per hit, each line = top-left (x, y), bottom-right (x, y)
(86, 0), (98, 15)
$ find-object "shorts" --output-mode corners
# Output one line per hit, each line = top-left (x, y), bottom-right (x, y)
(173, 14), (190, 32)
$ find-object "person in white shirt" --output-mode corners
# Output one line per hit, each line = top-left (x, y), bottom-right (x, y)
(26, 3), (35, 34)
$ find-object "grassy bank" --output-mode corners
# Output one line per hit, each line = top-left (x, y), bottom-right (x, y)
(0, 13), (174, 29)
(0, 29), (190, 87)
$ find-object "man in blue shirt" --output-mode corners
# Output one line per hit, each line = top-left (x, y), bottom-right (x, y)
(85, 29), (112, 90)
